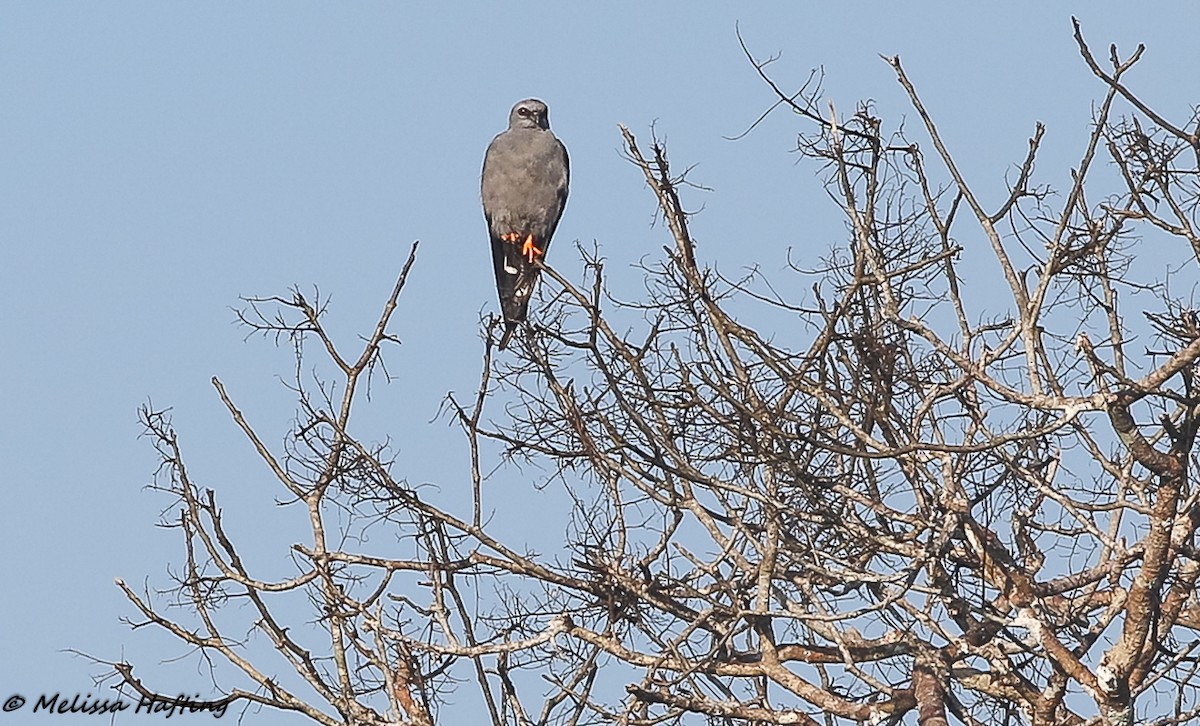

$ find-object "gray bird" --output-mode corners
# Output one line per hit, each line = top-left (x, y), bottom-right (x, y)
(481, 98), (570, 350)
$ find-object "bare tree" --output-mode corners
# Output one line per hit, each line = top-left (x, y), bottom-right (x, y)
(103, 22), (1200, 726)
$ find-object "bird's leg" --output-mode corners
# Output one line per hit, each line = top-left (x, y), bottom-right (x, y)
(499, 231), (543, 262)
(521, 234), (543, 263)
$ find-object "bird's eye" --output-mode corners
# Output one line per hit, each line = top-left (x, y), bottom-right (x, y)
(518, 107), (531, 116)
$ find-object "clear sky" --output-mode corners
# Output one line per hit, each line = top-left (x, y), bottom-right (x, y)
(3, 2), (1198, 723)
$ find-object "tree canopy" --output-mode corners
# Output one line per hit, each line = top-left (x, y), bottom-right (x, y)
(107, 24), (1200, 726)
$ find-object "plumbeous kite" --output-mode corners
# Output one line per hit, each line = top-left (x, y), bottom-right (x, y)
(481, 98), (570, 350)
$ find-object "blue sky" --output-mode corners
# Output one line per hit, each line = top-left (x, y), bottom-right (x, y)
(2, 3), (1198, 723)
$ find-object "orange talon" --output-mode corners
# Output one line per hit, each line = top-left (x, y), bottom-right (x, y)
(521, 234), (543, 263)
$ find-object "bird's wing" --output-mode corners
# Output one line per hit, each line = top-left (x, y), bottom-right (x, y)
(480, 131), (508, 229)
(548, 136), (570, 238)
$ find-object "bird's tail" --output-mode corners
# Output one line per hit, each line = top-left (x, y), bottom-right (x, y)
(497, 321), (519, 350)
(491, 235), (538, 344)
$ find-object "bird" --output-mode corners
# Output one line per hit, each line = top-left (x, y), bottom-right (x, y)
(481, 98), (570, 350)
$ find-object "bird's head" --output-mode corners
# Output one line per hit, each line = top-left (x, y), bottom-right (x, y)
(509, 98), (551, 131)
